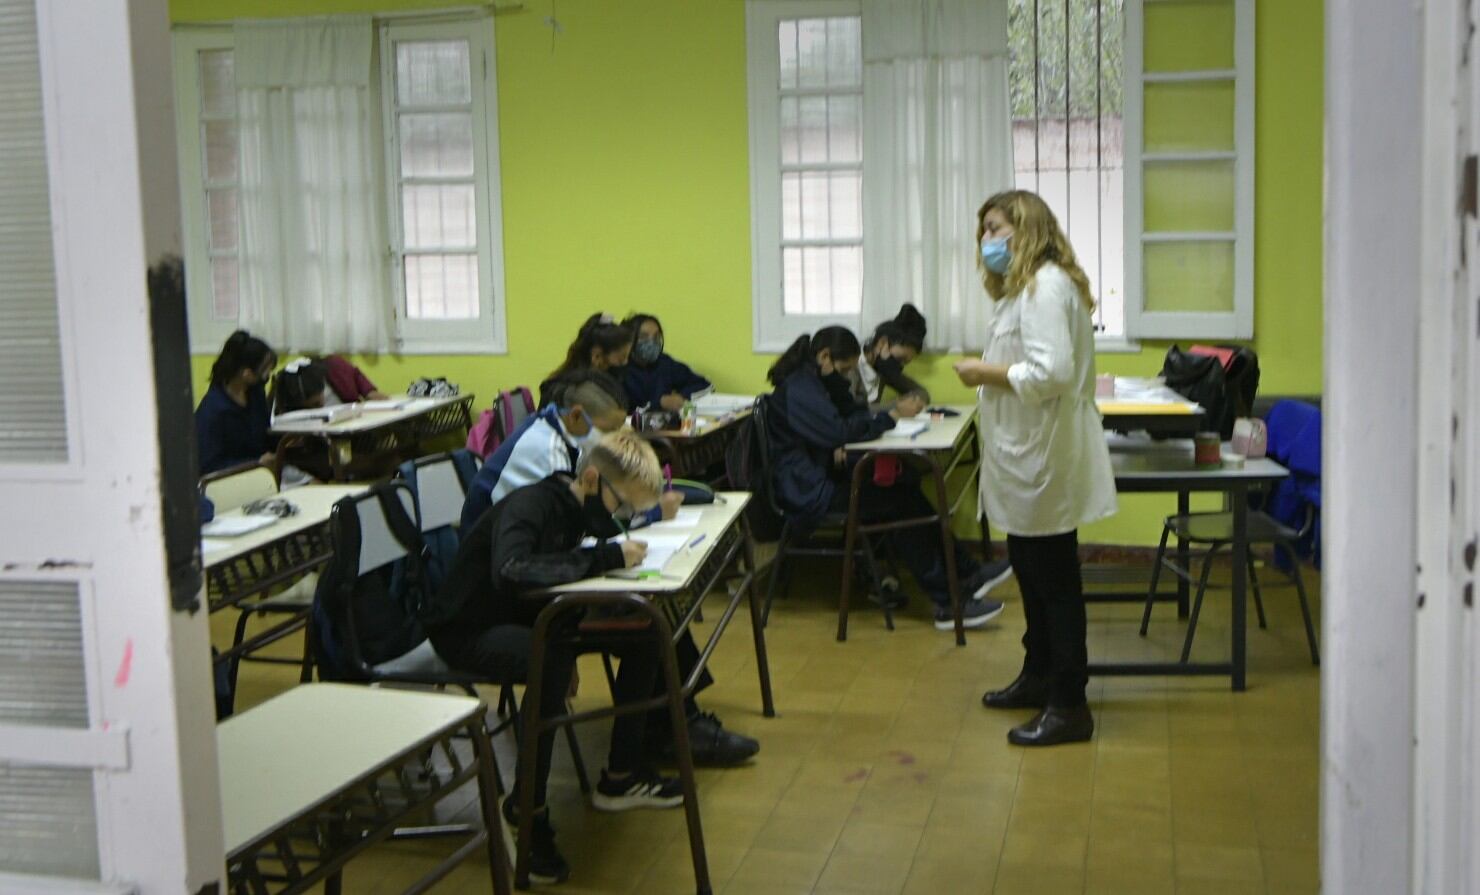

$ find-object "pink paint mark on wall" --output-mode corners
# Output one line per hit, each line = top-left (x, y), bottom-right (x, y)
(114, 639), (134, 687)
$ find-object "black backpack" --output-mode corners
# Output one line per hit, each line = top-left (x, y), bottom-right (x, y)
(1160, 345), (1260, 439)
(312, 484), (431, 682)
(724, 398), (785, 543)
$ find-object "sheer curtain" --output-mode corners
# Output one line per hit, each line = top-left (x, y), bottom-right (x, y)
(860, 0), (1013, 351)
(234, 18), (391, 353)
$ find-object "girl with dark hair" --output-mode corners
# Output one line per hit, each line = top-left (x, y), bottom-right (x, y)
(272, 359), (331, 414)
(766, 327), (1010, 630)
(194, 330), (277, 474)
(539, 314), (635, 407)
(853, 304), (932, 408)
(620, 312), (712, 411)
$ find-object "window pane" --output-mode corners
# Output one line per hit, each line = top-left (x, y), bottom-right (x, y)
(1143, 240), (1234, 312)
(1144, 160), (1235, 232)
(199, 49), (236, 118)
(798, 96), (827, 164)
(784, 246), (861, 315)
(1144, 81), (1234, 152)
(402, 184), (477, 250)
(1145, 0), (1234, 72)
(203, 120), (238, 184)
(780, 97), (800, 164)
(782, 173), (801, 240)
(801, 246), (831, 313)
(825, 17), (861, 87)
(782, 246), (805, 314)
(396, 40), (472, 106)
(828, 171), (861, 240)
(211, 256), (239, 320)
(827, 95), (860, 163)
(207, 188), (238, 251)
(404, 254), (479, 319)
(399, 113), (475, 178)
(796, 18), (828, 88)
(829, 245), (862, 313)
(778, 20), (798, 90)
(781, 172), (862, 240)
(799, 173), (829, 239)
(0, 582), (86, 728)
(0, 766), (99, 879)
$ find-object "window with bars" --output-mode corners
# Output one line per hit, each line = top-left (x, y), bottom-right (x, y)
(1009, 0), (1126, 338)
(173, 20), (507, 353)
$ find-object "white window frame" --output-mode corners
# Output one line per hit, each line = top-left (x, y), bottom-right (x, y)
(172, 28), (238, 354)
(745, 0), (864, 353)
(379, 18), (508, 354)
(170, 17), (509, 355)
(1123, 0), (1255, 340)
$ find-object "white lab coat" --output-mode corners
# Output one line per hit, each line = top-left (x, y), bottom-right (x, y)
(977, 263), (1117, 537)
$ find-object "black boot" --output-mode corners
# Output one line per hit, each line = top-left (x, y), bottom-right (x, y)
(981, 671), (1050, 709)
(1007, 704), (1094, 747)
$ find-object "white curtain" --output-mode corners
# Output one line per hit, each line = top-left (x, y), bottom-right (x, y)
(234, 18), (391, 353)
(860, 0), (1014, 351)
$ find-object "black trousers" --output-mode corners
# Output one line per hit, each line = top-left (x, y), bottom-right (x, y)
(1006, 531), (1088, 707)
(430, 624), (659, 805)
(828, 478), (979, 608)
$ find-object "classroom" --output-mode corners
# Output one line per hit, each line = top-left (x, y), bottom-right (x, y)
(0, 0), (1475, 894)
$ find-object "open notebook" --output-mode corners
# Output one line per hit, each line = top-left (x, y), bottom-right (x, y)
(885, 419), (929, 438)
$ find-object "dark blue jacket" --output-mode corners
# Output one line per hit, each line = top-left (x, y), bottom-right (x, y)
(194, 383), (271, 475)
(622, 354), (711, 410)
(766, 368), (894, 528)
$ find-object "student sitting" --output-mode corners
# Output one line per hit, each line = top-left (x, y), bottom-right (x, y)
(195, 330), (277, 475)
(766, 327), (1011, 630)
(852, 304), (931, 409)
(320, 355), (387, 402)
(620, 312), (712, 411)
(425, 432), (684, 884)
(272, 358), (333, 413)
(460, 373), (759, 767)
(460, 371), (636, 533)
(538, 313), (634, 407)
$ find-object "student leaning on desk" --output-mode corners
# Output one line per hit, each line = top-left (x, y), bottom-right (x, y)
(954, 189), (1118, 748)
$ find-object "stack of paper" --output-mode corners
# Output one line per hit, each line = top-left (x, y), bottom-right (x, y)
(361, 397), (412, 411)
(885, 419), (929, 438)
(273, 404), (363, 425)
(694, 393), (755, 416)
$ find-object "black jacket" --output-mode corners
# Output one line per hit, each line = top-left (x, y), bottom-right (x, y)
(424, 474), (626, 632)
(767, 367), (894, 528)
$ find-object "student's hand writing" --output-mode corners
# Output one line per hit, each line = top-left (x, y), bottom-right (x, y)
(659, 490), (685, 520)
(660, 393), (686, 412)
(892, 394), (926, 419)
(621, 539), (649, 568)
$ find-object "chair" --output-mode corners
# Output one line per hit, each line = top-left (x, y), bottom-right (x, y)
(326, 480), (591, 794)
(200, 461), (318, 689)
(752, 397), (899, 634)
(1138, 504), (1320, 665)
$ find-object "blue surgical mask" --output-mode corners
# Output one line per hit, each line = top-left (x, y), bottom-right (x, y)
(567, 410), (603, 449)
(633, 337), (663, 366)
(981, 237), (1012, 274)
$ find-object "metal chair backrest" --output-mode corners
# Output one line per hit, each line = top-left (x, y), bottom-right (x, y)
(351, 484), (421, 576)
(201, 462), (278, 511)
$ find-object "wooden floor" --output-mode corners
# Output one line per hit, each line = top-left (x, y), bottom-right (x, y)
(224, 552), (1321, 894)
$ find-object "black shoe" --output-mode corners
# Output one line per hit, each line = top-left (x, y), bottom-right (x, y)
(982, 672), (1051, 710)
(933, 597), (1005, 631)
(1007, 704), (1095, 747)
(592, 766), (685, 811)
(653, 711), (761, 767)
(865, 575), (908, 610)
(500, 795), (571, 885)
(962, 559), (1014, 599)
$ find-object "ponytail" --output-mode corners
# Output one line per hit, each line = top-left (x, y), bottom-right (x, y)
(209, 330), (276, 389)
(767, 326), (861, 387)
(547, 313), (634, 381)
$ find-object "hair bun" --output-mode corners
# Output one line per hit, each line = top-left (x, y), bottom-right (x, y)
(894, 304), (927, 337)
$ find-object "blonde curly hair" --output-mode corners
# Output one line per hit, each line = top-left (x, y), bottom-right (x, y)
(976, 190), (1095, 311)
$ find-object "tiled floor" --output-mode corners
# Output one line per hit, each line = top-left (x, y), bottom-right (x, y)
(224, 552), (1321, 894)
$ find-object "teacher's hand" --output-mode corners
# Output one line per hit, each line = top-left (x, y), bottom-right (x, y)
(953, 358), (989, 386)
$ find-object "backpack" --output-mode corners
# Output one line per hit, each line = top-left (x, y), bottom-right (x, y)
(723, 398), (785, 542)
(466, 386), (535, 459)
(408, 377), (460, 398)
(311, 484), (431, 682)
(395, 451), (478, 599)
(1160, 345), (1260, 439)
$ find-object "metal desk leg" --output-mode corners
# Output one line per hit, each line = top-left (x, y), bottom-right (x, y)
(837, 474), (863, 643)
(926, 456), (966, 647)
(1230, 487), (1248, 692)
(471, 718), (514, 895)
(1177, 490), (1191, 618)
(659, 624), (712, 895)
(741, 519), (777, 717)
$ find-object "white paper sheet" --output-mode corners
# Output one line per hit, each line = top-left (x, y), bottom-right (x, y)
(201, 515), (278, 537)
(884, 419), (929, 438)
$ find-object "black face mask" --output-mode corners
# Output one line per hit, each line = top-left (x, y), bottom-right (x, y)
(872, 354), (904, 379)
(581, 491), (622, 539)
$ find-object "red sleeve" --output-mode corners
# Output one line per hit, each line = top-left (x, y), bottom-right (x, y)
(323, 355), (376, 401)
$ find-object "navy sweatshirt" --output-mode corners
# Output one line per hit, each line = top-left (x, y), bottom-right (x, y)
(194, 383), (271, 475)
(622, 354), (711, 410)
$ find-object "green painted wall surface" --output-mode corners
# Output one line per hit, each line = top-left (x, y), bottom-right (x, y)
(173, 0), (1323, 544)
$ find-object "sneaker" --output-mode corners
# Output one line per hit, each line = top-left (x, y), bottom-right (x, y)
(933, 597), (1006, 631)
(591, 766), (685, 812)
(962, 559), (1014, 600)
(500, 794), (571, 885)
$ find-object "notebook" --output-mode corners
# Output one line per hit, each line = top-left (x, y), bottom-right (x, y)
(885, 419), (929, 438)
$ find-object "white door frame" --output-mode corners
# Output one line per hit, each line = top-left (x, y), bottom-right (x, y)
(0, 0), (223, 891)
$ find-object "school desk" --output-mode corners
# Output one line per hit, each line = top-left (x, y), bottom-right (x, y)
(644, 407), (752, 486)
(1097, 375), (1207, 436)
(219, 684), (508, 895)
(843, 404), (985, 645)
(518, 493), (773, 894)
(270, 394), (475, 481)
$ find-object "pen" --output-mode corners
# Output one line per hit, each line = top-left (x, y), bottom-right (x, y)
(684, 533), (707, 554)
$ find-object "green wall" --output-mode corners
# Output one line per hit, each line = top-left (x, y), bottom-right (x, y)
(173, 0), (1324, 544)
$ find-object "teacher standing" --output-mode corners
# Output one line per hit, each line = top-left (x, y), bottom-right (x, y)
(954, 190), (1117, 747)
